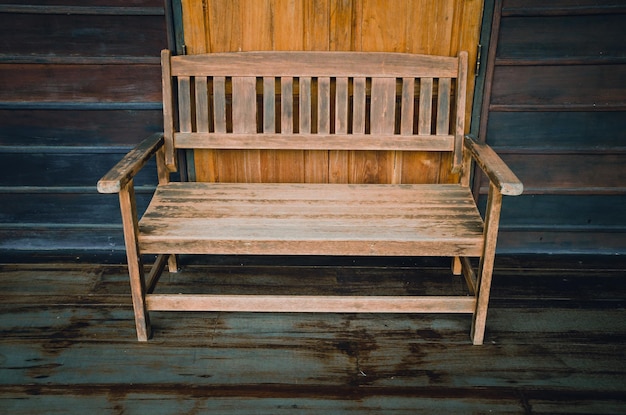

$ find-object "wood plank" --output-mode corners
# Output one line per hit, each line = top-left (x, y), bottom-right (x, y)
(177, 76), (192, 133)
(436, 78), (451, 135)
(231, 77), (257, 134)
(490, 64), (626, 109)
(481, 153), (626, 195)
(401, 78), (415, 135)
(317, 77), (331, 134)
(368, 77), (397, 184)
(263, 77), (276, 133)
(352, 77), (366, 134)
(212, 76), (227, 133)
(335, 77), (349, 134)
(418, 78), (433, 135)
(453, 51), (467, 170)
(137, 182), (485, 257)
(175, 132), (454, 151)
(146, 294), (476, 313)
(497, 14), (626, 61)
(299, 77), (312, 133)
(161, 49), (175, 169)
(0, 64), (161, 102)
(231, 77), (261, 182)
(170, 52), (459, 77)
(4, 151), (158, 188)
(280, 76), (294, 133)
(194, 76), (210, 132)
(0, 12), (166, 57)
(118, 181), (150, 341)
(0, 109), (163, 147)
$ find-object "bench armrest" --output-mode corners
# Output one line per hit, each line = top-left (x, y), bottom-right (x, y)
(97, 133), (164, 194)
(464, 135), (523, 196)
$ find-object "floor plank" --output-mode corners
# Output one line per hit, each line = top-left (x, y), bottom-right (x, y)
(0, 256), (625, 414)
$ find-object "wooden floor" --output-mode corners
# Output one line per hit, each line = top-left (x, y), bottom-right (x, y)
(1, 255), (625, 414)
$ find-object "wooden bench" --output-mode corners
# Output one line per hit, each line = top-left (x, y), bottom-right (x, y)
(98, 50), (523, 345)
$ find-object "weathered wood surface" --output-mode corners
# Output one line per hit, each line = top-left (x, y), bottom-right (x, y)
(183, 0), (484, 186)
(0, 257), (625, 413)
(0, 2), (168, 258)
(137, 183), (484, 257)
(479, 0), (626, 254)
(99, 49), (523, 344)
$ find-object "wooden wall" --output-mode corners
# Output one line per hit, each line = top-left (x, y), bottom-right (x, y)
(179, 0), (484, 184)
(3, 0), (622, 258)
(0, 1), (169, 261)
(478, 0), (626, 254)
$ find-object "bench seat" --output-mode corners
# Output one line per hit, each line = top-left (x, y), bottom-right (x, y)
(139, 182), (484, 258)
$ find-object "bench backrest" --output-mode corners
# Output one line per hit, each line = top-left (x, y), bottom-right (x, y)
(161, 49), (468, 183)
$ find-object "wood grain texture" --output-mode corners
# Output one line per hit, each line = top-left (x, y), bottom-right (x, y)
(180, 0), (482, 185)
(137, 182), (485, 257)
(1, 257), (626, 413)
(477, 0), (626, 254)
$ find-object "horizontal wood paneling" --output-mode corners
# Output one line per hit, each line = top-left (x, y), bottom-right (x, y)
(0, 1), (168, 258)
(0, 109), (162, 147)
(0, 1), (164, 6)
(490, 64), (626, 110)
(497, 14), (626, 62)
(481, 153), (626, 194)
(501, 0), (626, 16)
(0, 64), (161, 103)
(0, 153), (158, 187)
(0, 228), (127, 255)
(0, 192), (152, 225)
(486, 112), (626, 150)
(480, 0), (626, 254)
(0, 13), (165, 58)
(496, 230), (626, 255)
(483, 194), (626, 229)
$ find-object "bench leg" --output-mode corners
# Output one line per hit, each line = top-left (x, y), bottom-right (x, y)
(452, 256), (462, 275)
(168, 254), (179, 273)
(119, 182), (151, 341)
(471, 183), (502, 346)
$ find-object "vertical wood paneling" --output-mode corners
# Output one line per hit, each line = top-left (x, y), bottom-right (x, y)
(183, 0), (483, 184)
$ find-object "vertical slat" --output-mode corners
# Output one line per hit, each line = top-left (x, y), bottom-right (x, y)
(370, 78), (396, 134)
(454, 51), (468, 172)
(281, 77), (294, 134)
(317, 77), (331, 134)
(213, 76), (227, 133)
(232, 77), (260, 182)
(352, 77), (366, 134)
(300, 77), (312, 133)
(370, 78), (398, 184)
(232, 77), (257, 133)
(195, 76), (209, 133)
(193, 76), (213, 183)
(436, 77), (451, 135)
(418, 77), (433, 135)
(263, 77), (276, 133)
(401, 77), (415, 135)
(335, 77), (349, 134)
(161, 50), (176, 171)
(178, 76), (192, 133)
